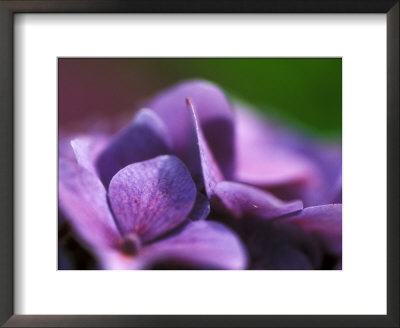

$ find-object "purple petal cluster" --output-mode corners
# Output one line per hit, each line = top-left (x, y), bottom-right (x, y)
(59, 80), (342, 270)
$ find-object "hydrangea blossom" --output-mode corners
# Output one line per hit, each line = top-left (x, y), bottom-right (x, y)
(59, 80), (342, 270)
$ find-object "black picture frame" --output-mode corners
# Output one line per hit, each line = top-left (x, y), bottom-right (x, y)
(0, 1), (398, 327)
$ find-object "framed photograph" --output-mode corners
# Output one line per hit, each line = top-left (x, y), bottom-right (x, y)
(0, 1), (398, 327)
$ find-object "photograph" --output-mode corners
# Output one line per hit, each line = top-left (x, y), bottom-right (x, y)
(58, 58), (342, 270)
(1, 1), (397, 325)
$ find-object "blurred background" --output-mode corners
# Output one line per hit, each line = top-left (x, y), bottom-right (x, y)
(58, 58), (341, 138)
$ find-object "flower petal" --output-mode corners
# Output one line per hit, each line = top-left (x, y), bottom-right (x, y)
(96, 108), (172, 187)
(186, 100), (302, 220)
(108, 155), (197, 243)
(60, 134), (109, 169)
(59, 137), (76, 161)
(234, 107), (326, 205)
(286, 139), (342, 205)
(188, 193), (210, 221)
(279, 204), (342, 255)
(58, 159), (120, 251)
(215, 181), (303, 219)
(70, 136), (110, 173)
(148, 80), (235, 179)
(316, 158), (342, 205)
(139, 221), (248, 270)
(186, 97), (225, 197)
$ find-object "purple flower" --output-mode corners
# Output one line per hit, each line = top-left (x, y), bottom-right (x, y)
(59, 79), (342, 270)
(233, 106), (342, 206)
(59, 153), (246, 269)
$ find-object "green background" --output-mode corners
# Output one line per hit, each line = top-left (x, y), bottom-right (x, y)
(146, 58), (342, 138)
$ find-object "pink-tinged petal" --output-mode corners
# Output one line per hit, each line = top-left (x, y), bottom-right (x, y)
(234, 107), (325, 205)
(60, 134), (109, 164)
(188, 193), (210, 221)
(108, 155), (197, 243)
(59, 137), (75, 161)
(96, 108), (173, 187)
(70, 138), (98, 173)
(280, 204), (342, 255)
(58, 159), (121, 251)
(70, 139), (92, 169)
(186, 98), (225, 197)
(139, 221), (248, 270)
(149, 80), (235, 179)
(214, 181), (303, 219)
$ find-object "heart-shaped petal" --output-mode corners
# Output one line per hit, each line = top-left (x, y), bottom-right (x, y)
(108, 155), (197, 243)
